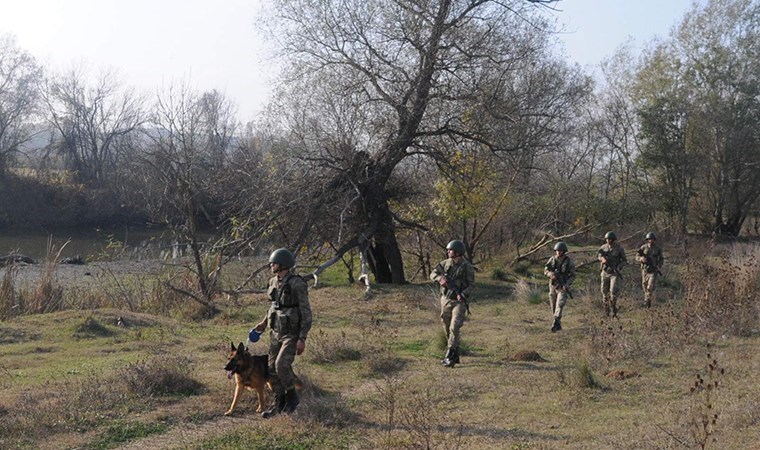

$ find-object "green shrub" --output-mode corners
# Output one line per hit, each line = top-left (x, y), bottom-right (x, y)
(574, 360), (603, 389)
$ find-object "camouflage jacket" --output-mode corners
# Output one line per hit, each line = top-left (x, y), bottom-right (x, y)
(544, 255), (576, 287)
(267, 271), (312, 340)
(597, 242), (627, 274)
(637, 242), (664, 273)
(430, 258), (475, 300)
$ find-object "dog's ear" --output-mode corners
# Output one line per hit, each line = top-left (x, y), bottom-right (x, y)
(230, 342), (236, 351)
(237, 342), (246, 353)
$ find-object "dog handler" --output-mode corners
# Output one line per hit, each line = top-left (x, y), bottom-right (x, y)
(253, 248), (312, 418)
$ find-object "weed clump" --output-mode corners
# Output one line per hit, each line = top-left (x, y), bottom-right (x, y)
(513, 278), (544, 305)
(121, 354), (204, 396)
(73, 315), (114, 338)
(688, 348), (725, 449)
(0, 264), (20, 319)
(290, 374), (357, 428)
(573, 360), (604, 390)
(309, 329), (362, 364)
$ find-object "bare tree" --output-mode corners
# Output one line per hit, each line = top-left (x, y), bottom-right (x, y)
(43, 67), (145, 186)
(0, 34), (43, 175)
(263, 0), (562, 283)
(129, 83), (240, 312)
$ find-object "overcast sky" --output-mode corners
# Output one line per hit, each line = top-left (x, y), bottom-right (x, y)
(0, 0), (701, 123)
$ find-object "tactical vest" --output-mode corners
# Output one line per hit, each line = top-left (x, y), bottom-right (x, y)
(269, 274), (305, 335)
(272, 274), (303, 309)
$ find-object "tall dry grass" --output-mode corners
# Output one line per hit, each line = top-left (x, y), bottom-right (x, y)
(680, 244), (760, 337)
(0, 263), (19, 319)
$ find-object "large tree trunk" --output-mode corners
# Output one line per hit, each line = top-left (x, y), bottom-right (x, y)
(369, 205), (406, 283)
(361, 168), (406, 284)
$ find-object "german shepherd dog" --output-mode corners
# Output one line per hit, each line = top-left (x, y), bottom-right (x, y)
(224, 342), (270, 415)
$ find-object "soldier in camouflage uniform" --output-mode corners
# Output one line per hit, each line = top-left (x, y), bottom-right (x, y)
(430, 240), (475, 368)
(597, 231), (627, 317)
(543, 241), (576, 332)
(636, 232), (664, 308)
(253, 248), (312, 418)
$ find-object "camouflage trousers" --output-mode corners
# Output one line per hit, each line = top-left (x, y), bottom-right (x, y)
(268, 332), (299, 393)
(549, 285), (569, 319)
(440, 296), (466, 351)
(641, 270), (658, 306)
(600, 271), (622, 315)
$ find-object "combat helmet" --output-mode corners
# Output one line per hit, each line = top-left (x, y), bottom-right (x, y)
(269, 248), (296, 269)
(604, 231), (617, 240)
(446, 240), (466, 255)
(553, 241), (569, 252)
(645, 232), (657, 240)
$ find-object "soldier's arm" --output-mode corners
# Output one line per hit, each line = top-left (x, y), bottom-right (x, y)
(258, 278), (277, 327)
(636, 246), (646, 263)
(567, 259), (576, 285)
(430, 263), (444, 282)
(543, 258), (554, 278)
(293, 278), (312, 341)
(461, 263), (475, 298)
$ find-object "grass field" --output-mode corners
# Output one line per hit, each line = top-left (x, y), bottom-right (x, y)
(1, 244), (759, 449)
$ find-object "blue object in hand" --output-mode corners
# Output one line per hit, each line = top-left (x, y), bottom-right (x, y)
(248, 328), (262, 343)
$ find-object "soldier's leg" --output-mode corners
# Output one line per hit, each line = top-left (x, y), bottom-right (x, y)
(644, 272), (656, 307)
(601, 273), (611, 316)
(549, 286), (558, 317)
(555, 291), (568, 319)
(267, 334), (285, 394)
(274, 336), (299, 391)
(641, 270), (649, 307)
(440, 297), (453, 340)
(610, 275), (620, 317)
(440, 298), (454, 364)
(448, 301), (466, 351)
(274, 336), (299, 414)
(551, 289), (567, 332)
(262, 334), (286, 418)
(444, 302), (466, 367)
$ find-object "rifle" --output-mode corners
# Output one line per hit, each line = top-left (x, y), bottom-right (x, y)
(443, 274), (471, 315)
(640, 253), (663, 276)
(599, 249), (623, 280)
(552, 269), (574, 299)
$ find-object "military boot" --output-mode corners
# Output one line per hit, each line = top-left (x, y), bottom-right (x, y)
(551, 317), (562, 332)
(611, 300), (619, 318)
(261, 392), (287, 419)
(452, 348), (460, 364)
(441, 348), (454, 365)
(283, 388), (300, 414)
(443, 348), (457, 368)
(603, 301), (611, 317)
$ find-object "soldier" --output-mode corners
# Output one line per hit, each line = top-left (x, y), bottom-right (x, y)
(253, 248), (312, 418)
(636, 232), (664, 308)
(597, 231), (627, 317)
(543, 241), (576, 332)
(430, 240), (475, 368)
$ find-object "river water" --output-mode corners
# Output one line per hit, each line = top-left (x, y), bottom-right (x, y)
(0, 226), (178, 262)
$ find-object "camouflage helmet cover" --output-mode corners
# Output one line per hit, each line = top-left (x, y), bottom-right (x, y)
(604, 231), (617, 240)
(269, 248), (296, 268)
(553, 241), (569, 252)
(446, 240), (466, 255)
(645, 232), (657, 240)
